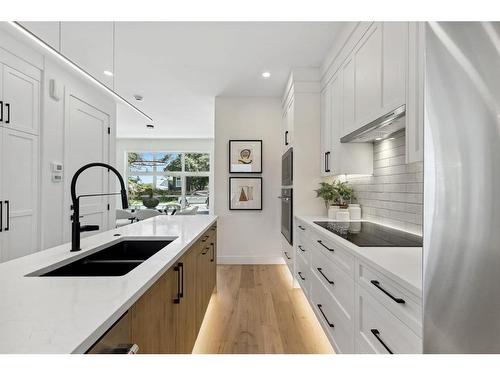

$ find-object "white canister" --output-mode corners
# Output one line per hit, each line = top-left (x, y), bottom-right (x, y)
(336, 208), (350, 221)
(328, 206), (340, 219)
(348, 204), (361, 221)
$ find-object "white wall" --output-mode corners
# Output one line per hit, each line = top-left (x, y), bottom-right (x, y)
(116, 138), (214, 213)
(214, 97), (283, 264)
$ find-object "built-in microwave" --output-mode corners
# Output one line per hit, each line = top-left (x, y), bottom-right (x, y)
(282, 148), (293, 186)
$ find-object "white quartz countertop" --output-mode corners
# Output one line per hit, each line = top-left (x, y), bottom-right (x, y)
(296, 216), (422, 296)
(0, 215), (217, 354)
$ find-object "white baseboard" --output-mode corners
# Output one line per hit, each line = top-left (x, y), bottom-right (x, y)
(217, 256), (285, 265)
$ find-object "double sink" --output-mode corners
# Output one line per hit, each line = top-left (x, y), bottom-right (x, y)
(30, 239), (173, 277)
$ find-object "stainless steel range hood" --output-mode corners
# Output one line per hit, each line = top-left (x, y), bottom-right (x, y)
(340, 105), (406, 143)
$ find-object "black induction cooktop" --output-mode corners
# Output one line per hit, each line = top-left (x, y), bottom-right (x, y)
(313, 221), (422, 247)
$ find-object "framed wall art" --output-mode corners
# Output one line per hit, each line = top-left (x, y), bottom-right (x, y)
(229, 177), (262, 210)
(229, 140), (262, 173)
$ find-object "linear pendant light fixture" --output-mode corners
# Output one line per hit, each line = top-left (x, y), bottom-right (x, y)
(8, 21), (153, 124)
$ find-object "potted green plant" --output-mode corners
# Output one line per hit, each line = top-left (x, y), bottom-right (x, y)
(334, 180), (355, 207)
(141, 187), (160, 208)
(314, 182), (340, 210)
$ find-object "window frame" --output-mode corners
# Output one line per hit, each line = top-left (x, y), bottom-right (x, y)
(126, 151), (211, 207)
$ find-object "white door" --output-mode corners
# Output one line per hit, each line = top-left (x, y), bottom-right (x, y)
(2, 64), (40, 135)
(1, 128), (39, 262)
(64, 95), (110, 242)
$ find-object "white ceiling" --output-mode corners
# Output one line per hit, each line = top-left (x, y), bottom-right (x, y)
(114, 22), (344, 139)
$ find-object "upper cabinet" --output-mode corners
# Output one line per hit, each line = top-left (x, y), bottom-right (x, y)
(320, 22), (424, 176)
(19, 22), (60, 51)
(406, 22), (425, 163)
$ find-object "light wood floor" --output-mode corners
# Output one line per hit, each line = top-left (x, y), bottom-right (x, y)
(192, 265), (334, 354)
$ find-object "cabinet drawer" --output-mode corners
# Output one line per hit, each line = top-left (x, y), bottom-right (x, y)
(311, 247), (354, 319)
(295, 250), (310, 296)
(309, 231), (355, 276)
(311, 272), (354, 353)
(295, 229), (311, 265)
(357, 261), (422, 336)
(356, 285), (422, 354)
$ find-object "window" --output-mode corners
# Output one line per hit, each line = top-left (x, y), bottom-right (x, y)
(127, 152), (210, 214)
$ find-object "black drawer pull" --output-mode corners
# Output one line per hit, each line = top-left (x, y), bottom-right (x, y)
(4, 200), (9, 231)
(201, 247), (209, 255)
(201, 235), (210, 242)
(317, 239), (334, 252)
(371, 329), (393, 354)
(298, 245), (306, 252)
(284, 251), (291, 260)
(298, 225), (306, 231)
(317, 268), (334, 285)
(0, 100), (3, 122)
(317, 304), (334, 327)
(173, 263), (183, 304)
(210, 242), (215, 262)
(298, 271), (305, 281)
(5, 103), (10, 124)
(370, 280), (405, 304)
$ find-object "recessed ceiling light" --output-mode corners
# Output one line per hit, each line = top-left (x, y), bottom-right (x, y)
(146, 124), (154, 129)
(262, 71), (271, 79)
(133, 94), (144, 101)
(103, 70), (114, 77)
(375, 137), (382, 141)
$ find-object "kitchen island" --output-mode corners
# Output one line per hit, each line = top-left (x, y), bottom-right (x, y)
(0, 215), (217, 354)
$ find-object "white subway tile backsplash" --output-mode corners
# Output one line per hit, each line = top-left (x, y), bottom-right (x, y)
(346, 130), (423, 236)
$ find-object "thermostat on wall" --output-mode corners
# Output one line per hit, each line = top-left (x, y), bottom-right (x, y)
(51, 162), (63, 172)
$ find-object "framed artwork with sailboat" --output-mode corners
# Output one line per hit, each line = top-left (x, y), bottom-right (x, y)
(229, 177), (262, 210)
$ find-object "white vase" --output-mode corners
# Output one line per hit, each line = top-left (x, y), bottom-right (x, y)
(336, 208), (350, 221)
(348, 204), (361, 220)
(328, 206), (340, 219)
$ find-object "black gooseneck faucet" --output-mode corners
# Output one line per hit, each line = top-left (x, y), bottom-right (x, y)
(70, 162), (129, 252)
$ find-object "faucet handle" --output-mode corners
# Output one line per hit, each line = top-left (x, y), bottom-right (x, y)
(80, 225), (100, 232)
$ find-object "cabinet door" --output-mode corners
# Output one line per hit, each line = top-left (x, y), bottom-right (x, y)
(130, 269), (177, 354)
(285, 99), (294, 148)
(2, 65), (40, 135)
(341, 56), (356, 136)
(1, 128), (39, 262)
(329, 74), (341, 174)
(382, 22), (408, 112)
(176, 248), (198, 353)
(354, 23), (383, 128)
(320, 85), (332, 176)
(406, 22), (425, 163)
(196, 240), (210, 331)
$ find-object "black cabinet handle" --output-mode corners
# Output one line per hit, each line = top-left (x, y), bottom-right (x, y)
(371, 329), (393, 354)
(179, 262), (184, 298)
(201, 235), (209, 242)
(0, 201), (2, 233)
(284, 251), (291, 260)
(285, 130), (289, 146)
(4, 201), (9, 231)
(210, 242), (215, 262)
(5, 103), (10, 124)
(325, 151), (331, 172)
(298, 225), (306, 231)
(370, 280), (405, 304)
(201, 246), (209, 255)
(173, 263), (182, 304)
(317, 239), (334, 252)
(298, 245), (306, 252)
(0, 100), (3, 122)
(298, 271), (305, 281)
(317, 268), (334, 285)
(317, 304), (334, 327)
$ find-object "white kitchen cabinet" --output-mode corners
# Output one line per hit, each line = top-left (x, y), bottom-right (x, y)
(294, 219), (422, 354)
(0, 55), (41, 263)
(320, 84), (332, 176)
(19, 22), (61, 51)
(382, 22), (408, 112)
(2, 64), (40, 135)
(406, 22), (425, 163)
(0, 129), (39, 262)
(354, 23), (383, 128)
(282, 97), (294, 151)
(341, 56), (356, 136)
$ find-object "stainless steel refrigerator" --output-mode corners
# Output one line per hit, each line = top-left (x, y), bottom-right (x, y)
(424, 22), (500, 353)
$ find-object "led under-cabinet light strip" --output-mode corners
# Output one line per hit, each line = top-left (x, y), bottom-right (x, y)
(8, 21), (154, 124)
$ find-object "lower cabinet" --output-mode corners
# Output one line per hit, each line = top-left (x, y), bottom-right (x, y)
(119, 223), (216, 354)
(295, 219), (422, 354)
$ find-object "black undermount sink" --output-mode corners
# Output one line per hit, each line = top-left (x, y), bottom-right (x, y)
(37, 240), (172, 277)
